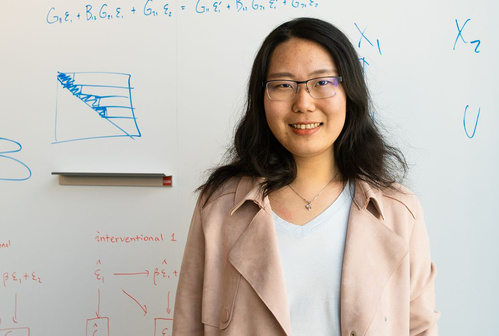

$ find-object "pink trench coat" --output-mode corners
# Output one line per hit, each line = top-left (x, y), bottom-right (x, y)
(172, 177), (440, 336)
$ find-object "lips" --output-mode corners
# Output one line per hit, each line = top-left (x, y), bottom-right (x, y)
(290, 122), (322, 129)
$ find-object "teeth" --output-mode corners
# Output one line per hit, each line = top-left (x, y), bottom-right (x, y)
(291, 123), (321, 129)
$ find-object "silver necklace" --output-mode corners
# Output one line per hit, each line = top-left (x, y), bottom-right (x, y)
(288, 173), (338, 211)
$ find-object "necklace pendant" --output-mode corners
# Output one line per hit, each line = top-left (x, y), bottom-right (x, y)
(305, 203), (312, 211)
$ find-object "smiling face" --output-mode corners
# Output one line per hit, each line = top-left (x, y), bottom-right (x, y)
(264, 38), (347, 162)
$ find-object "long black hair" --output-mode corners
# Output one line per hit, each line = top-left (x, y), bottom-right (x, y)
(199, 17), (407, 199)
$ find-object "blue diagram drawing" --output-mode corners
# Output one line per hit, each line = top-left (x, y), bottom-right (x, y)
(0, 137), (32, 181)
(54, 71), (141, 144)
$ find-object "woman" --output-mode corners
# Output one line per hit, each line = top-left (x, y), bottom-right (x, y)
(173, 17), (439, 336)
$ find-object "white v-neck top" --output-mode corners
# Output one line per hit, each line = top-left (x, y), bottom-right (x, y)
(272, 182), (353, 336)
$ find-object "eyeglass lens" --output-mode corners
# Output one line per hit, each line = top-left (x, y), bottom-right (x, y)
(266, 77), (341, 101)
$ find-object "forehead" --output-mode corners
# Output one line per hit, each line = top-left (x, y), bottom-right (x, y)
(267, 38), (337, 76)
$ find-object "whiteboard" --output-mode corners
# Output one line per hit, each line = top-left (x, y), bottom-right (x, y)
(1, 0), (497, 335)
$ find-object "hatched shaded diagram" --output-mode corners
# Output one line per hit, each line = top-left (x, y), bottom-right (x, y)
(54, 71), (141, 143)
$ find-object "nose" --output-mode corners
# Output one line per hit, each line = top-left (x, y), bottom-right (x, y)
(292, 83), (315, 113)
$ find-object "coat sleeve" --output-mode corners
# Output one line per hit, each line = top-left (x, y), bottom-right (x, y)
(409, 198), (441, 336)
(173, 197), (206, 335)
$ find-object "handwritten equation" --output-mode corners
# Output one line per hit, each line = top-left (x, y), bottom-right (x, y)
(2, 272), (43, 288)
(46, 0), (320, 25)
(94, 259), (178, 286)
(1, 231), (179, 334)
(46, 1), (171, 24)
(91, 223), (179, 334)
(90, 258), (176, 335)
(193, 0), (318, 13)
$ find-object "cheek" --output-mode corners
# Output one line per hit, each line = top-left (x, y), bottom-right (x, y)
(264, 100), (285, 132)
(330, 93), (347, 126)
(264, 111), (280, 141)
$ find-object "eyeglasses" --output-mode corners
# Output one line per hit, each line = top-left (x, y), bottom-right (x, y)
(265, 76), (343, 101)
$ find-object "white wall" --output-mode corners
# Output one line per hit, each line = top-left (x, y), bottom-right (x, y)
(1, 0), (498, 335)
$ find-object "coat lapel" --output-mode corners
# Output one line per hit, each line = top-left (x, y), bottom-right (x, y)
(340, 181), (408, 335)
(228, 177), (292, 335)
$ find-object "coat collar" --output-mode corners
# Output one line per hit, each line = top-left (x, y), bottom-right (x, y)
(230, 176), (266, 215)
(352, 179), (385, 220)
(228, 177), (407, 336)
(230, 176), (386, 219)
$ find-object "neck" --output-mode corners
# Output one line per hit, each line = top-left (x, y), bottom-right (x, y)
(269, 150), (344, 220)
(292, 152), (339, 189)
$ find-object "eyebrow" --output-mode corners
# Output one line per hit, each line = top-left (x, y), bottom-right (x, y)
(266, 69), (338, 80)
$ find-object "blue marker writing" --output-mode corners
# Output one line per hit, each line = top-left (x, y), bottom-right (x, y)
(463, 105), (480, 139)
(0, 138), (32, 182)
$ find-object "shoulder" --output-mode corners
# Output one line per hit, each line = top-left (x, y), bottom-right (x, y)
(200, 176), (264, 210)
(354, 180), (424, 239)
(379, 183), (422, 220)
(200, 177), (241, 208)
(375, 182), (425, 240)
(354, 180), (422, 220)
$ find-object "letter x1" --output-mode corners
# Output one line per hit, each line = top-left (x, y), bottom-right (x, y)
(354, 23), (374, 48)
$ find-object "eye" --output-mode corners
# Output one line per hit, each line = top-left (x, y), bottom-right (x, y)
(315, 79), (333, 87)
(270, 82), (294, 90)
